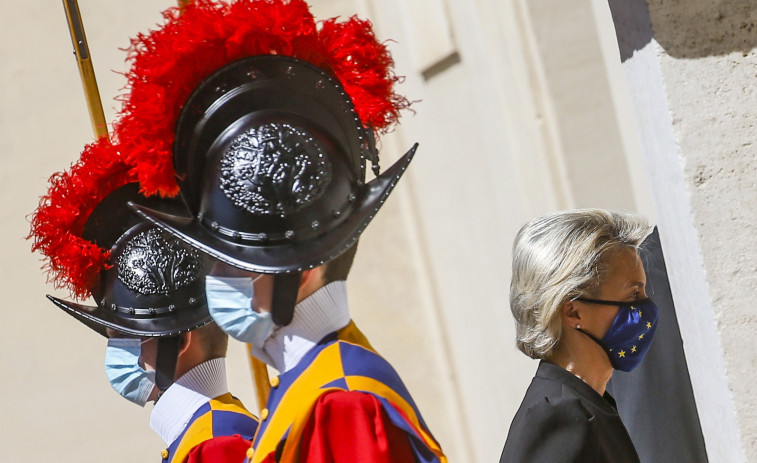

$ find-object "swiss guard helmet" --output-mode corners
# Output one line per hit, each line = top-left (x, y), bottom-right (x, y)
(29, 148), (213, 392)
(119, 0), (414, 325)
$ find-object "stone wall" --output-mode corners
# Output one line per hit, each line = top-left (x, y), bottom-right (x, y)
(609, 0), (756, 461)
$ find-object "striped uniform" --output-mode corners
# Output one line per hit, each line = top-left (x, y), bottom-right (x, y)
(161, 393), (259, 463)
(248, 323), (446, 463)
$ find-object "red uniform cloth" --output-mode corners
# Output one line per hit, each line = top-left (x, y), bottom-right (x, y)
(258, 390), (416, 463)
(185, 435), (252, 463)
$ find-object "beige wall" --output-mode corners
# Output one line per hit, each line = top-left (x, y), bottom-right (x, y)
(2, 0), (751, 462)
(1, 2), (187, 460)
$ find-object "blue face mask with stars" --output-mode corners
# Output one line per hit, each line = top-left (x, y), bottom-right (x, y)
(575, 297), (659, 372)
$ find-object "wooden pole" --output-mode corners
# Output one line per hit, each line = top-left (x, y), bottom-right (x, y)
(247, 347), (272, 412)
(62, 0), (109, 140)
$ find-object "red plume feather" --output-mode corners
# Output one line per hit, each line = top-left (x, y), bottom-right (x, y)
(116, 0), (410, 197)
(29, 0), (410, 298)
(29, 138), (134, 299)
(318, 16), (409, 132)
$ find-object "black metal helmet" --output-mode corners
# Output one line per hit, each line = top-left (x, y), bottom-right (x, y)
(81, 0), (415, 326)
(132, 55), (416, 275)
(47, 183), (213, 339)
(131, 55), (416, 325)
(32, 180), (213, 392)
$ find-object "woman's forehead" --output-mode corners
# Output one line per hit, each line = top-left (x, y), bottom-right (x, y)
(599, 248), (646, 290)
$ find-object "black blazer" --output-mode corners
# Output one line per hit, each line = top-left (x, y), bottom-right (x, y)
(500, 361), (640, 463)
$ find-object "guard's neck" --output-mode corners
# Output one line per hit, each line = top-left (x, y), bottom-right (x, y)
(261, 281), (350, 373)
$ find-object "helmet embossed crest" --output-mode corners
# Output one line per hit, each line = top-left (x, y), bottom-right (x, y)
(219, 122), (332, 216)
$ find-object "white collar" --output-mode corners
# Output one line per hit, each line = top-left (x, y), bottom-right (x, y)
(260, 281), (350, 373)
(149, 357), (229, 445)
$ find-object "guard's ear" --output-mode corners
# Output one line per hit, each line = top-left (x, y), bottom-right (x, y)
(178, 330), (192, 356)
(299, 266), (324, 290)
(297, 266), (325, 302)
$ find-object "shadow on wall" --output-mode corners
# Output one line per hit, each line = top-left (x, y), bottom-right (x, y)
(608, 0), (757, 62)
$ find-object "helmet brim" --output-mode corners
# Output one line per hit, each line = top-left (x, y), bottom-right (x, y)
(130, 143), (417, 273)
(46, 294), (211, 338)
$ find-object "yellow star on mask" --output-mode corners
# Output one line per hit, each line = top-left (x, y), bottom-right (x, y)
(631, 305), (636, 310)
(618, 350), (626, 358)
(639, 310), (643, 318)
(646, 321), (652, 329)
(638, 334), (645, 340)
(631, 345), (637, 353)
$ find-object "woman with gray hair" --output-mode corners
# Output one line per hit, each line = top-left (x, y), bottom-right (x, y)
(500, 209), (658, 463)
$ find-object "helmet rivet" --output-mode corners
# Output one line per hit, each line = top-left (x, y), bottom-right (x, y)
(215, 84), (226, 94)
(260, 233), (268, 241)
(111, 303), (116, 311)
(311, 220), (320, 229)
(333, 210), (342, 218)
(188, 297), (196, 305)
(315, 79), (324, 90)
(129, 307), (135, 314)
(210, 221), (219, 231)
(247, 69), (259, 79)
(197, 212), (204, 221)
(149, 308), (156, 316)
(286, 66), (295, 78)
(169, 304), (176, 312)
(232, 231), (241, 240)
(348, 193), (357, 202)
(285, 230), (295, 239)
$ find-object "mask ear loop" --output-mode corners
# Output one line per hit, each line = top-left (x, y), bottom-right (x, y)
(570, 296), (614, 354)
(575, 297), (652, 306)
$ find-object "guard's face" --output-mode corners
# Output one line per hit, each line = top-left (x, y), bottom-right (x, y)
(210, 261), (274, 314)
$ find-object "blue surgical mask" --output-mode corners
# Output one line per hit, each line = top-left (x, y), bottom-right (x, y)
(105, 338), (156, 407)
(205, 275), (273, 348)
(575, 297), (659, 372)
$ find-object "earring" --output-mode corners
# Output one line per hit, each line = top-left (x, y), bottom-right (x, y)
(575, 324), (582, 330)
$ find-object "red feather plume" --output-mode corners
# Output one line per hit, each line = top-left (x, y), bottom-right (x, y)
(29, 137), (134, 299)
(116, 0), (410, 198)
(29, 0), (410, 299)
(318, 16), (409, 132)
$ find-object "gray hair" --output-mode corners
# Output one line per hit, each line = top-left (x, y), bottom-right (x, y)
(510, 209), (650, 359)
